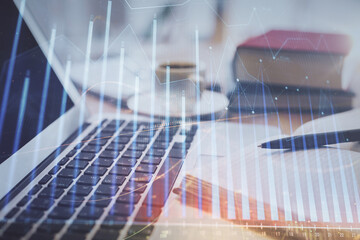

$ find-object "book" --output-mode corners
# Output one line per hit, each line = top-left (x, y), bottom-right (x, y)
(227, 82), (354, 114)
(233, 30), (352, 90)
(231, 30), (354, 112)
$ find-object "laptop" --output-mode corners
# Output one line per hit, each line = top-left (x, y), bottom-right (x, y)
(0, 1), (207, 239)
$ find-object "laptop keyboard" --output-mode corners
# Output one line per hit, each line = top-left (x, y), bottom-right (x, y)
(0, 119), (197, 240)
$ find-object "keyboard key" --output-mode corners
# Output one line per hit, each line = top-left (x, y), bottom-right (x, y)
(67, 220), (94, 233)
(58, 194), (84, 207)
(128, 143), (147, 151)
(49, 178), (73, 188)
(49, 206), (76, 220)
(69, 185), (93, 196)
(95, 185), (119, 196)
(93, 229), (119, 240)
(81, 145), (101, 153)
(156, 135), (173, 142)
(74, 152), (95, 161)
(17, 209), (44, 222)
(66, 150), (77, 157)
(135, 135), (152, 143)
(58, 157), (70, 166)
(77, 175), (100, 186)
(61, 232), (87, 240)
(30, 232), (55, 240)
(38, 187), (64, 199)
(99, 150), (120, 159)
(102, 175), (125, 186)
(88, 139), (108, 146)
(123, 182), (147, 193)
(58, 168), (81, 178)
(143, 157), (183, 207)
(28, 185), (42, 195)
(84, 166), (107, 176)
(146, 149), (165, 157)
(130, 173), (153, 183)
(101, 128), (117, 134)
(137, 131), (156, 138)
(29, 198), (54, 210)
(48, 165), (62, 175)
(87, 195), (112, 208)
(116, 158), (137, 167)
(116, 193), (141, 204)
(107, 119), (125, 127)
(66, 160), (89, 169)
(112, 136), (130, 144)
(109, 203), (134, 216)
(106, 144), (125, 151)
(17, 196), (31, 207)
(37, 220), (64, 234)
(172, 142), (191, 149)
(151, 142), (168, 149)
(122, 150), (142, 159)
(109, 166), (132, 176)
(167, 148), (186, 159)
(135, 164), (157, 174)
(77, 206), (103, 220)
(5, 207), (19, 219)
(3, 222), (33, 237)
(103, 215), (127, 227)
(95, 132), (113, 140)
(141, 156), (162, 165)
(92, 158), (114, 167)
(39, 174), (52, 185)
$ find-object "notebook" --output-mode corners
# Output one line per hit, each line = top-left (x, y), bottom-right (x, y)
(175, 109), (360, 231)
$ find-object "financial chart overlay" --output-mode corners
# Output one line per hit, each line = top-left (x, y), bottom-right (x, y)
(1, 0), (360, 239)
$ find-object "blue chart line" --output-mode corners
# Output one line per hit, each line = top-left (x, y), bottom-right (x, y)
(274, 112), (292, 221)
(252, 119), (265, 220)
(298, 101), (318, 222)
(225, 116), (236, 220)
(12, 74), (30, 154)
(209, 47), (220, 219)
(195, 28), (203, 217)
(325, 148), (342, 223)
(286, 96), (305, 222)
(36, 28), (57, 135)
(97, 0), (112, 126)
(236, 89), (250, 220)
(260, 67), (278, 221)
(329, 109), (353, 223)
(77, 18), (94, 142)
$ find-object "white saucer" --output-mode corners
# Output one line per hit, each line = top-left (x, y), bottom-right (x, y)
(127, 90), (229, 118)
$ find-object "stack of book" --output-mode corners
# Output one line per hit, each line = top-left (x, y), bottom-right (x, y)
(229, 30), (354, 114)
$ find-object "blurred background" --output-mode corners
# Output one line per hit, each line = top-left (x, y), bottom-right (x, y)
(24, 0), (360, 106)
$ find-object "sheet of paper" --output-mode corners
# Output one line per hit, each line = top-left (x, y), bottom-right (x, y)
(295, 108), (360, 135)
(187, 145), (360, 226)
(294, 108), (360, 152)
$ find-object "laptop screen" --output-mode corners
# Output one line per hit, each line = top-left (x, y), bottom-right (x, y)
(0, 1), (75, 164)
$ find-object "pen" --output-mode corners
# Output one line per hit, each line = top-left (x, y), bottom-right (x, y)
(258, 129), (360, 149)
